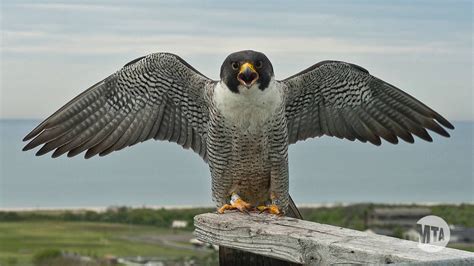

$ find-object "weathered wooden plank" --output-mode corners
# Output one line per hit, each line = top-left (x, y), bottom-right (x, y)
(194, 212), (474, 265)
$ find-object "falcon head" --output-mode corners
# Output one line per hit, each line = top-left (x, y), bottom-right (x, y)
(220, 50), (274, 93)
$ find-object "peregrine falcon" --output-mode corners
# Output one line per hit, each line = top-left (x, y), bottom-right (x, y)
(23, 50), (454, 218)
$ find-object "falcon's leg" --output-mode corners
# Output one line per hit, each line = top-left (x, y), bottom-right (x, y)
(217, 193), (252, 214)
(257, 192), (282, 215)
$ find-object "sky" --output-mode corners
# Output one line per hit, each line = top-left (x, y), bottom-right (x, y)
(0, 0), (472, 120)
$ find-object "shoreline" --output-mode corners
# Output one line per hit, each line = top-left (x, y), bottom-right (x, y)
(1, 201), (471, 212)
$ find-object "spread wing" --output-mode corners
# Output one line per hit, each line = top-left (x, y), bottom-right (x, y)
(23, 53), (214, 160)
(281, 61), (454, 145)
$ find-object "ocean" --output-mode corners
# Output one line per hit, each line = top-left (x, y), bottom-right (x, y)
(0, 120), (472, 209)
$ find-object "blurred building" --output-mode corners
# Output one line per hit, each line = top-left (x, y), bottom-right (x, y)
(171, 220), (188, 229)
(365, 207), (473, 244)
(366, 207), (431, 228)
(450, 225), (474, 243)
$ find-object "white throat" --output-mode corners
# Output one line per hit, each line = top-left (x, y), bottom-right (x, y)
(213, 78), (282, 133)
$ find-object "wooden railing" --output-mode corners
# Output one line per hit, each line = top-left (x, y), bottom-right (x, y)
(194, 212), (474, 265)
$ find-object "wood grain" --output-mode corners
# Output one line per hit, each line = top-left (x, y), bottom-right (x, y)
(194, 212), (474, 265)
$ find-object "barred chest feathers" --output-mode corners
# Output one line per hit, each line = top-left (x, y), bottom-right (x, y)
(213, 78), (283, 132)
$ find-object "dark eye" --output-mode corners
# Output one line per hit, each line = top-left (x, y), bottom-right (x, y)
(255, 61), (263, 68)
(231, 62), (239, 70)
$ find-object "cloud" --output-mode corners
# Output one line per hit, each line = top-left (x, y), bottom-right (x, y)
(16, 3), (127, 12)
(2, 32), (459, 57)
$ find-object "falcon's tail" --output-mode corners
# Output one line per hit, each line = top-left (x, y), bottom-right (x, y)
(287, 195), (303, 219)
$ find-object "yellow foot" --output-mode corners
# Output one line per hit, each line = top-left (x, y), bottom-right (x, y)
(218, 193), (252, 214)
(257, 204), (281, 215)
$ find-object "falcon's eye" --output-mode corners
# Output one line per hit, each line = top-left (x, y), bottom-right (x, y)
(255, 61), (263, 68)
(231, 62), (239, 70)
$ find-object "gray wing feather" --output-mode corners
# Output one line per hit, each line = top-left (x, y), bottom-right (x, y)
(282, 61), (454, 145)
(23, 53), (213, 160)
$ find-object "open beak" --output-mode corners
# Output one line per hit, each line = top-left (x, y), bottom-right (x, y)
(237, 62), (259, 87)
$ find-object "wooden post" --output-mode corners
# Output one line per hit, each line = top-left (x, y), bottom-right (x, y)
(194, 212), (474, 265)
(219, 246), (301, 266)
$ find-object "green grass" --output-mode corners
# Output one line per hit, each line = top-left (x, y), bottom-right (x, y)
(301, 204), (368, 230)
(448, 243), (474, 252)
(0, 221), (210, 265)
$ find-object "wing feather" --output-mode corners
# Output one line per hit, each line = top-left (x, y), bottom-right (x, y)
(369, 97), (415, 143)
(51, 107), (110, 157)
(340, 108), (368, 143)
(336, 109), (356, 141)
(67, 114), (119, 157)
(135, 104), (156, 143)
(97, 111), (137, 156)
(282, 61), (453, 145)
(23, 53), (213, 159)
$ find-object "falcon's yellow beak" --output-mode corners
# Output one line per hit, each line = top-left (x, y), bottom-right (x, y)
(237, 62), (259, 87)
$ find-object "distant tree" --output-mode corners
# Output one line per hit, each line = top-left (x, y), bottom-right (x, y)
(83, 211), (99, 221)
(0, 212), (22, 221)
(61, 211), (79, 221)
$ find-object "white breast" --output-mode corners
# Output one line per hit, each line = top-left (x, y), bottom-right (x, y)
(213, 78), (283, 133)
